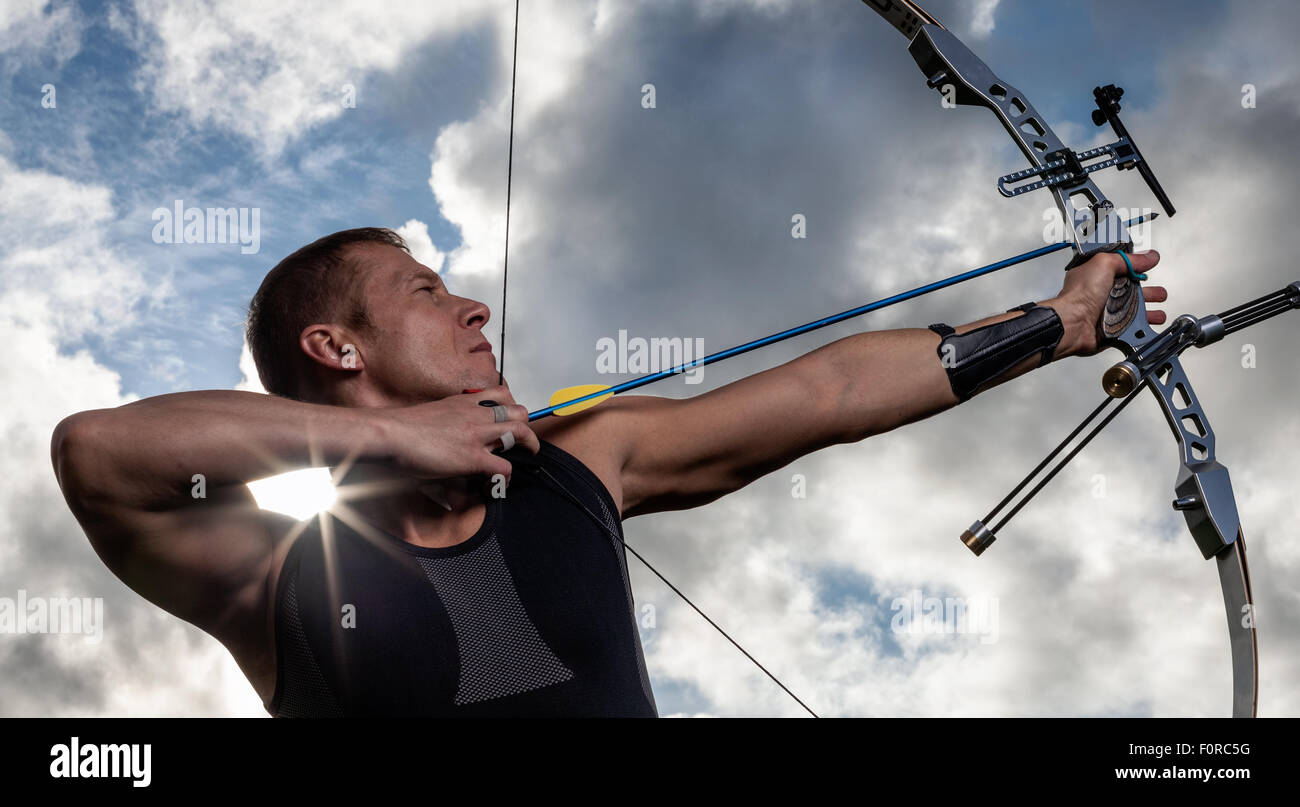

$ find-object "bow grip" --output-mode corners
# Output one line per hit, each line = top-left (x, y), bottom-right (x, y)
(1101, 272), (1142, 341)
(1064, 248), (1143, 344)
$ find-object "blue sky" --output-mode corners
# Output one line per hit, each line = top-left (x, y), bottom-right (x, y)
(3, 0), (1298, 717)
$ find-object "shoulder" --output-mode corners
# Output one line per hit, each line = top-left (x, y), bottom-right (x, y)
(530, 394), (671, 515)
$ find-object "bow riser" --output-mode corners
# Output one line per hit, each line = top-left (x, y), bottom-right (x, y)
(907, 26), (1134, 261)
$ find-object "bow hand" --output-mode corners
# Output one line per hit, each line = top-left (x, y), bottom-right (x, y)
(1052, 250), (1167, 358)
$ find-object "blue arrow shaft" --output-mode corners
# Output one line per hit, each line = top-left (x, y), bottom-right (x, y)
(528, 217), (1153, 421)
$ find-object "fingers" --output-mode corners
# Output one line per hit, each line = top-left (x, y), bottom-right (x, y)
(477, 420), (541, 456)
(1143, 284), (1168, 324)
(469, 386), (538, 454)
(466, 421), (541, 489)
(470, 386), (527, 419)
(1139, 269), (1168, 326)
(466, 385), (519, 409)
(1106, 250), (1166, 324)
(1108, 248), (1161, 278)
(473, 450), (516, 483)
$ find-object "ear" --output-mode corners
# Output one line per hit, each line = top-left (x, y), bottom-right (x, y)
(299, 323), (365, 374)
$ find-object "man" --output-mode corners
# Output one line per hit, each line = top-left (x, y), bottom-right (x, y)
(50, 227), (1165, 716)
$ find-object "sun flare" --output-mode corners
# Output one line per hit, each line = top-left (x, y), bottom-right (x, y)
(247, 467), (337, 521)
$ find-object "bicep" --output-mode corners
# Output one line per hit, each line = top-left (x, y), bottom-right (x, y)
(616, 358), (844, 516)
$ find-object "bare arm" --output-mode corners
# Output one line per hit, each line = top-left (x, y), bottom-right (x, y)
(53, 391), (389, 510)
(50, 387), (537, 671)
(50, 392), (396, 649)
(593, 252), (1165, 516)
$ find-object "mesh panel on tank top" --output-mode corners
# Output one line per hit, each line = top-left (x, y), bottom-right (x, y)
(414, 535), (574, 705)
(275, 572), (344, 717)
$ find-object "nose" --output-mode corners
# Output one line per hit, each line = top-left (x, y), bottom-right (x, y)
(462, 297), (490, 330)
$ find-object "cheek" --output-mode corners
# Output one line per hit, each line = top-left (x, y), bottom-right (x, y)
(370, 318), (452, 374)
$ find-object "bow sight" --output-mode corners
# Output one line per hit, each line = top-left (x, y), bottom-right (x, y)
(997, 84), (1176, 222)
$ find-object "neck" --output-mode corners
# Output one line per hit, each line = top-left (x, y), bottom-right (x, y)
(336, 462), (486, 549)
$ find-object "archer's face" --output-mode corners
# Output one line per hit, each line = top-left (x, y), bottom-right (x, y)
(348, 243), (498, 404)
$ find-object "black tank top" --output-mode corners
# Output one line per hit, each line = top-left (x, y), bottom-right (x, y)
(268, 441), (658, 717)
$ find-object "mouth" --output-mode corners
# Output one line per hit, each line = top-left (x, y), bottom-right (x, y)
(470, 342), (494, 355)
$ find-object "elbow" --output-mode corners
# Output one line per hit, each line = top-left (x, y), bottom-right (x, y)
(50, 411), (105, 502)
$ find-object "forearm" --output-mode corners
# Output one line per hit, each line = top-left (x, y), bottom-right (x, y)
(52, 390), (389, 508)
(818, 295), (1090, 442)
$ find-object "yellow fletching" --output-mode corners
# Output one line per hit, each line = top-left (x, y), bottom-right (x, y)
(548, 384), (614, 416)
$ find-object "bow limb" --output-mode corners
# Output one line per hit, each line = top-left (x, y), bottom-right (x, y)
(1114, 282), (1258, 718)
(1216, 535), (1258, 718)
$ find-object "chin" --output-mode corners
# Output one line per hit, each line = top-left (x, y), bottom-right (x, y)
(472, 362), (503, 387)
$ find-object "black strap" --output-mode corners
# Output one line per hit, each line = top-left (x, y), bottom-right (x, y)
(928, 323), (955, 337)
(929, 302), (1065, 401)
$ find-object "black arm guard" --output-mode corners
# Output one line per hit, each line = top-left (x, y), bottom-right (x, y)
(929, 302), (1064, 402)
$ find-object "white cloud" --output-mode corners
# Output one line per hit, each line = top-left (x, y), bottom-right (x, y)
(395, 218), (445, 275)
(123, 0), (499, 159)
(235, 339), (266, 393)
(0, 0), (82, 71)
(0, 156), (147, 340)
(0, 153), (263, 717)
(968, 0), (1000, 37)
(296, 142), (348, 179)
(429, 1), (604, 283)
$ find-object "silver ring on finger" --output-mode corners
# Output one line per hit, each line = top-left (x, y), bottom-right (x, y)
(498, 431), (516, 452)
(478, 400), (509, 423)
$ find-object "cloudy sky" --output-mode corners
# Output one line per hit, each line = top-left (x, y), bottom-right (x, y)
(2, 0), (1297, 717)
